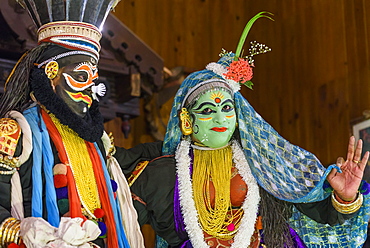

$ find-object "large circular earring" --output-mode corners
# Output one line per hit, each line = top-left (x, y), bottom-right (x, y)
(44, 61), (59, 79)
(179, 108), (193, 135)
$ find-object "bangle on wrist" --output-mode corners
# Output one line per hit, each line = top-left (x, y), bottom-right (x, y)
(6, 223), (20, 246)
(0, 217), (21, 247)
(334, 192), (356, 204)
(331, 191), (363, 214)
(0, 218), (16, 247)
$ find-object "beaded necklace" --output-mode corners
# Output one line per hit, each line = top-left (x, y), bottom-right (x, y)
(176, 139), (260, 247)
(42, 109), (120, 247)
(193, 146), (244, 240)
(50, 113), (101, 219)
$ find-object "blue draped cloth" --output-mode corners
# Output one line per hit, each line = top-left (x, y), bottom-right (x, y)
(24, 106), (59, 227)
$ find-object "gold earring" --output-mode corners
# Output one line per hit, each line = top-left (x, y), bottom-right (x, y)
(180, 108), (192, 135)
(44, 61), (59, 79)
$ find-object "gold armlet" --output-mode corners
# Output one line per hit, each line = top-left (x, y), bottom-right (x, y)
(0, 217), (21, 247)
(331, 192), (363, 214)
(0, 118), (21, 158)
(0, 117), (21, 175)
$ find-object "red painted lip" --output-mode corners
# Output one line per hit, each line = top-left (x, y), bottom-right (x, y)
(211, 127), (227, 132)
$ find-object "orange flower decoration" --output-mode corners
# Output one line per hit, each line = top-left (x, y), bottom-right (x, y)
(223, 58), (254, 85)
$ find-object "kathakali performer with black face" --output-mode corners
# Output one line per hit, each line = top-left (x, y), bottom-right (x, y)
(0, 1), (162, 247)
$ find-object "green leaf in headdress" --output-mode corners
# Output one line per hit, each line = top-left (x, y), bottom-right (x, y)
(242, 80), (254, 90)
(234, 11), (274, 61)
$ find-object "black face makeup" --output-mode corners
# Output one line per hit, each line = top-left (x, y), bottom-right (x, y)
(52, 55), (98, 118)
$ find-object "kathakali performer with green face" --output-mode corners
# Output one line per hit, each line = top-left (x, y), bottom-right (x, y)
(130, 12), (370, 248)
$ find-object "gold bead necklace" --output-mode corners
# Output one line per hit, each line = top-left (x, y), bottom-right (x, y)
(193, 146), (244, 241)
(50, 114), (101, 218)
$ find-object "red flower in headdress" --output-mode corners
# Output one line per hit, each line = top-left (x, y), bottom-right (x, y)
(223, 58), (254, 85)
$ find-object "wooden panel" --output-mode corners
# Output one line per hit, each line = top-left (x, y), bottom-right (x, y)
(111, 0), (370, 166)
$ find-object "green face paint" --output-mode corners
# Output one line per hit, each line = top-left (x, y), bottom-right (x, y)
(189, 88), (236, 148)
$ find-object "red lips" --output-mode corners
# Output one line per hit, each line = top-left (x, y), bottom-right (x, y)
(211, 127), (227, 132)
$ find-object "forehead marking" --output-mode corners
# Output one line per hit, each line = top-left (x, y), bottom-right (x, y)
(210, 91), (225, 103)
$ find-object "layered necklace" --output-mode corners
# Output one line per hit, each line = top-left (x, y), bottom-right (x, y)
(50, 113), (101, 218)
(176, 139), (260, 247)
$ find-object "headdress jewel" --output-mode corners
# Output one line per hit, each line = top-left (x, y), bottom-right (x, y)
(206, 11), (274, 92)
